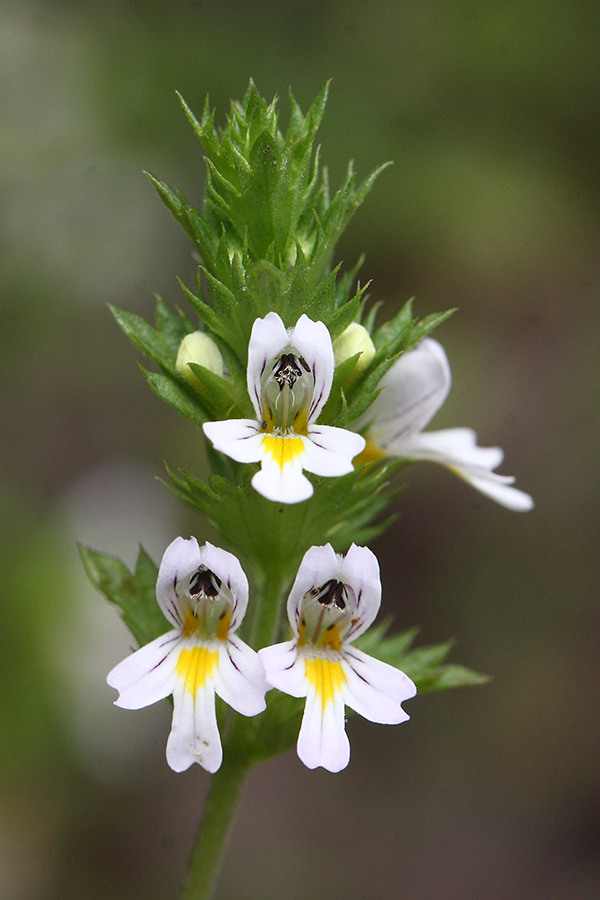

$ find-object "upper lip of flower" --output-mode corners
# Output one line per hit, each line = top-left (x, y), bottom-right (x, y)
(247, 311), (332, 433)
(158, 537), (249, 636)
(287, 542), (382, 647)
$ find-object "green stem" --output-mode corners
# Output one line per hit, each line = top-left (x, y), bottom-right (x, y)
(249, 567), (288, 651)
(180, 752), (250, 900)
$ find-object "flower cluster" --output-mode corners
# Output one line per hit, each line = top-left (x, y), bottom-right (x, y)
(108, 535), (415, 773)
(97, 86), (533, 785)
(108, 311), (531, 773)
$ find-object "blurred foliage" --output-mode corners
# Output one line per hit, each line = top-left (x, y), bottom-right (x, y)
(1, 1), (599, 899)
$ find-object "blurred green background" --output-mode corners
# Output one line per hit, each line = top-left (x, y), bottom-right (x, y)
(1, 1), (598, 898)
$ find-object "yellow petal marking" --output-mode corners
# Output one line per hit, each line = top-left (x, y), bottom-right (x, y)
(261, 434), (305, 470)
(182, 608), (232, 640)
(215, 609), (232, 641)
(320, 622), (342, 652)
(177, 646), (219, 695)
(305, 657), (346, 710)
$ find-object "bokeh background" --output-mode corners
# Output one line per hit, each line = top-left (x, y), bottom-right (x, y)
(1, 1), (598, 898)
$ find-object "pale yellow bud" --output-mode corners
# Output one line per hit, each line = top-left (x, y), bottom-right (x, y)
(176, 331), (224, 386)
(333, 323), (376, 375)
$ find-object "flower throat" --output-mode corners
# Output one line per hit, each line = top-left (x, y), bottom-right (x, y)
(262, 348), (312, 434)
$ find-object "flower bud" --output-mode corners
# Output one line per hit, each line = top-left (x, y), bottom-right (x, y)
(176, 331), (224, 385)
(333, 323), (376, 375)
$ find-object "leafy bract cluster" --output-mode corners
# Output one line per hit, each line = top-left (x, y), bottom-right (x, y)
(111, 83), (450, 576)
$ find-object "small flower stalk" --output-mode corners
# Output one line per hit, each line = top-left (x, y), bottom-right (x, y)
(80, 81), (532, 900)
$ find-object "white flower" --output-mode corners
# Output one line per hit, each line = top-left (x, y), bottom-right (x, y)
(203, 312), (366, 504)
(258, 544), (416, 772)
(356, 338), (534, 512)
(107, 537), (267, 773)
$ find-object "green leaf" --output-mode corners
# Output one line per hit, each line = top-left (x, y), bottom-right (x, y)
(359, 627), (489, 693)
(79, 545), (164, 649)
(143, 369), (207, 427)
(111, 305), (178, 377)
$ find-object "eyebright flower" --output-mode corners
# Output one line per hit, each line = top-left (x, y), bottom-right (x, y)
(202, 312), (366, 504)
(258, 543), (416, 772)
(107, 537), (267, 773)
(355, 338), (534, 511)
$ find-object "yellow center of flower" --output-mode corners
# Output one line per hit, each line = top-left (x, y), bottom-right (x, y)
(304, 657), (346, 709)
(261, 434), (305, 470)
(176, 646), (219, 694)
(182, 608), (232, 640)
(298, 619), (343, 652)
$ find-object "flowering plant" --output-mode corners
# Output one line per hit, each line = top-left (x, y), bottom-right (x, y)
(80, 82), (531, 900)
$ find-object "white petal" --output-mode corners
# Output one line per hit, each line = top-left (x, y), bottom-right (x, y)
(246, 312), (290, 418)
(341, 646), (416, 724)
(107, 631), (181, 709)
(200, 542), (249, 631)
(399, 427), (504, 470)
(167, 676), (222, 773)
(398, 429), (534, 511)
(156, 536), (202, 627)
(361, 337), (451, 446)
(289, 315), (335, 423)
(202, 419), (263, 463)
(338, 544), (382, 641)
(460, 470), (534, 511)
(286, 544), (340, 633)
(258, 641), (307, 697)
(297, 676), (349, 772)
(213, 636), (267, 716)
(302, 425), (366, 477)
(252, 439), (314, 503)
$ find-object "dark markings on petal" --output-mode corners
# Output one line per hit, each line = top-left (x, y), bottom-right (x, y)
(226, 646), (241, 673)
(343, 648), (371, 684)
(149, 653), (170, 672)
(314, 579), (347, 610)
(165, 599), (182, 624)
(189, 567), (222, 598)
